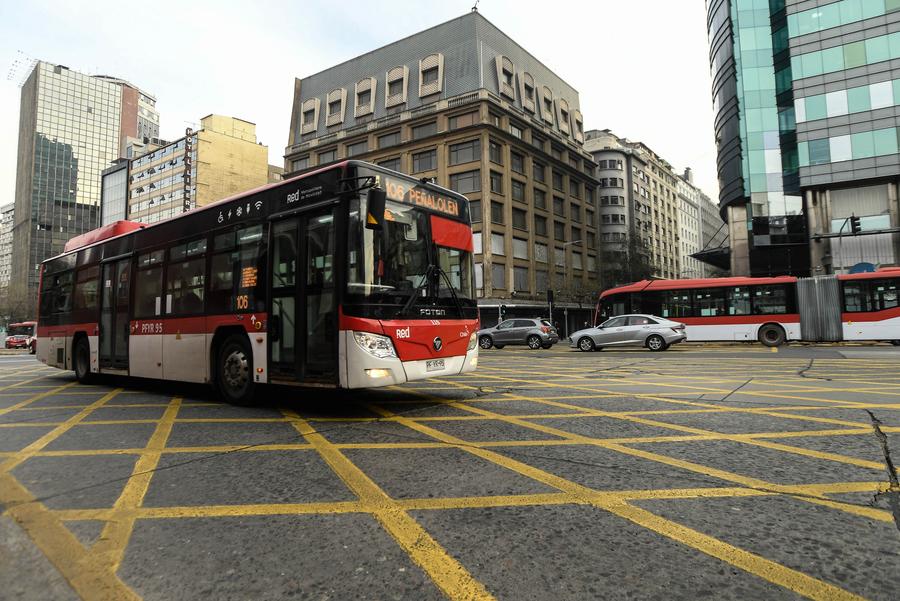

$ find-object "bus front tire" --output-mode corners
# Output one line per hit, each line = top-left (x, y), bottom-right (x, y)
(73, 336), (93, 384)
(758, 324), (786, 347)
(216, 334), (256, 405)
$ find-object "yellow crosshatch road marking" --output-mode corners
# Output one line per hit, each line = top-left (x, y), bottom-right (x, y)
(1, 349), (898, 601)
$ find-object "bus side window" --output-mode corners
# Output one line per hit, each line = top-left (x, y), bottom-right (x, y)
(872, 279), (898, 310)
(842, 282), (869, 312)
(727, 287), (751, 315)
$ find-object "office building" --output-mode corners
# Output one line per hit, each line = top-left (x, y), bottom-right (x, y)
(284, 11), (600, 330)
(584, 129), (685, 283)
(0, 203), (14, 313)
(124, 115), (269, 224)
(708, 0), (900, 276)
(10, 61), (159, 314)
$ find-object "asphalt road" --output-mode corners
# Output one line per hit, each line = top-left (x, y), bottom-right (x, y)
(1, 344), (899, 601)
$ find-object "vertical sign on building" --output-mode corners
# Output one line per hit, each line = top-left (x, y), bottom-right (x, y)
(183, 127), (193, 212)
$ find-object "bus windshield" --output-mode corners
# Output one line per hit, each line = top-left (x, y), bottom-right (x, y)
(7, 324), (35, 337)
(346, 195), (477, 320)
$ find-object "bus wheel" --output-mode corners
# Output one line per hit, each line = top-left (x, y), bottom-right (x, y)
(73, 337), (93, 384)
(758, 324), (786, 347)
(578, 337), (595, 352)
(216, 335), (256, 405)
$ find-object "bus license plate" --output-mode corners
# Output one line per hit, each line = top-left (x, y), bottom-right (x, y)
(426, 359), (445, 372)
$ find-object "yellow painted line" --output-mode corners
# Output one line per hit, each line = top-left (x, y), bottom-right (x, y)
(0, 381), (78, 416)
(0, 473), (139, 601)
(370, 403), (867, 600)
(55, 500), (366, 521)
(88, 397), (182, 571)
(0, 388), (124, 474)
(283, 409), (495, 601)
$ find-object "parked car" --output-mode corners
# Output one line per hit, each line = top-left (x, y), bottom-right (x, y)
(569, 314), (686, 352)
(478, 318), (560, 350)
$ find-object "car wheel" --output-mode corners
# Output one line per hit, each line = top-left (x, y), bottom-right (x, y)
(73, 336), (93, 383)
(646, 334), (667, 352)
(494, 344), (505, 349)
(891, 340), (900, 346)
(527, 335), (541, 350)
(578, 336), (595, 352)
(216, 334), (256, 405)
(541, 343), (552, 349)
(479, 335), (493, 350)
(757, 324), (786, 347)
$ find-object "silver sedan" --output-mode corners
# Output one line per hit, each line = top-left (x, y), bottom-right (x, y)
(569, 314), (687, 352)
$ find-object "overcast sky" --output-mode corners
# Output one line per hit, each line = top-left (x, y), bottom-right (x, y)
(0, 0), (718, 206)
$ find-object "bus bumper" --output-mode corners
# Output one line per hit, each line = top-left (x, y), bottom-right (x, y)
(341, 330), (478, 388)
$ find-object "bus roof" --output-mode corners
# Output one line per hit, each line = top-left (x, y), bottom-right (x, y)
(599, 276), (798, 299)
(836, 267), (900, 281)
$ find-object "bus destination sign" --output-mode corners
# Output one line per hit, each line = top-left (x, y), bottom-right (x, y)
(380, 175), (460, 218)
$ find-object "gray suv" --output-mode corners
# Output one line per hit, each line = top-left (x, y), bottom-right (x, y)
(478, 318), (560, 350)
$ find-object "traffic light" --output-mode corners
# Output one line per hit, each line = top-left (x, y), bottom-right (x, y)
(499, 304), (507, 321)
(850, 215), (861, 234)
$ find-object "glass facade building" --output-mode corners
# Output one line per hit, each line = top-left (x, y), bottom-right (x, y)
(707, 0), (900, 276)
(10, 62), (157, 315)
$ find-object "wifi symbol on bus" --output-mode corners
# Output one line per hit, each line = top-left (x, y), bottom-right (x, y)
(254, 200), (262, 211)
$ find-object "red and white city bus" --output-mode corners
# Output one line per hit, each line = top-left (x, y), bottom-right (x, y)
(595, 270), (900, 347)
(5, 321), (37, 353)
(37, 161), (479, 403)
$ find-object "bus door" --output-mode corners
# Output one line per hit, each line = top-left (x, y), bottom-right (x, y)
(100, 257), (131, 370)
(270, 207), (337, 382)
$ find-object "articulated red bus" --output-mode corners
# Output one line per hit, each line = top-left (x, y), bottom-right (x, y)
(37, 161), (479, 403)
(596, 270), (900, 347)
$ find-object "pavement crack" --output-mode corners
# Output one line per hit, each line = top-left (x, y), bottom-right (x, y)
(865, 410), (900, 534)
(796, 359), (832, 381)
(698, 378), (753, 403)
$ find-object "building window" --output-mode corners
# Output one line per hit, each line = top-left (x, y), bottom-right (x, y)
(533, 188), (546, 210)
(355, 77), (376, 117)
(449, 111), (478, 130)
(326, 88), (346, 127)
(571, 226), (582, 242)
(513, 238), (528, 261)
(510, 152), (524, 174)
(389, 80), (402, 96)
(419, 53), (444, 97)
(357, 89), (371, 109)
(490, 171), (503, 194)
(450, 139), (481, 165)
(291, 156), (309, 171)
(557, 98), (570, 135)
(520, 72), (536, 113)
(489, 140), (503, 164)
(346, 140), (368, 157)
(412, 149), (436, 172)
(535, 244), (548, 264)
(533, 161), (545, 182)
(449, 170), (480, 194)
(412, 121), (437, 140)
(572, 252), (582, 270)
(532, 134), (545, 152)
(473, 233), (483, 254)
(492, 263), (506, 289)
(553, 197), (565, 216)
(512, 207), (527, 230)
(491, 232), (505, 255)
(300, 98), (320, 135)
(552, 171), (563, 191)
(377, 157), (402, 172)
(535, 269), (548, 291)
(496, 55), (516, 101)
(475, 263), (483, 292)
(541, 86), (554, 125)
(554, 221), (565, 241)
(491, 200), (504, 224)
(514, 266), (529, 292)
(509, 123), (523, 139)
(318, 149), (337, 164)
(570, 203), (581, 223)
(587, 232), (596, 249)
(378, 131), (401, 149)
(534, 215), (547, 236)
(470, 200), (482, 224)
(511, 180), (525, 202)
(569, 180), (580, 198)
(554, 247), (565, 267)
(385, 65), (408, 107)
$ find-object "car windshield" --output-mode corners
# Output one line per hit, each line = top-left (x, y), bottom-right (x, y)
(8, 325), (34, 337)
(346, 196), (477, 319)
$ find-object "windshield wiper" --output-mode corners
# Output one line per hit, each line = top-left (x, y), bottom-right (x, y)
(436, 266), (466, 318)
(400, 263), (436, 316)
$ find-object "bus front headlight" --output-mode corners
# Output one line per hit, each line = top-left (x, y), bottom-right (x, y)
(467, 331), (477, 351)
(353, 331), (398, 359)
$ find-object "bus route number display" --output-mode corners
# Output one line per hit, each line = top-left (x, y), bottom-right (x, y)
(382, 176), (459, 217)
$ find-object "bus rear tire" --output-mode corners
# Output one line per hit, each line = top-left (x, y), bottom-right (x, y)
(216, 334), (256, 405)
(758, 324), (786, 347)
(73, 336), (94, 384)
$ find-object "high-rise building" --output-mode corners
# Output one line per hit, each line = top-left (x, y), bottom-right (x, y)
(677, 176), (704, 278)
(10, 61), (159, 314)
(0, 203), (14, 313)
(284, 11), (600, 330)
(121, 115), (269, 225)
(584, 129), (685, 283)
(707, 0), (900, 276)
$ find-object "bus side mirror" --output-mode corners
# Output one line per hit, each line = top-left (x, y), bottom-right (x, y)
(365, 187), (386, 231)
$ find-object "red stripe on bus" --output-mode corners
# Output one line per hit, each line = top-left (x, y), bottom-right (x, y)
(430, 215), (474, 252)
(599, 276), (798, 298)
(675, 315), (800, 326)
(37, 323), (98, 337)
(841, 306), (900, 322)
(129, 313), (267, 335)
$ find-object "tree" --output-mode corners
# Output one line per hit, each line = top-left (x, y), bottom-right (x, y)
(600, 234), (655, 289)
